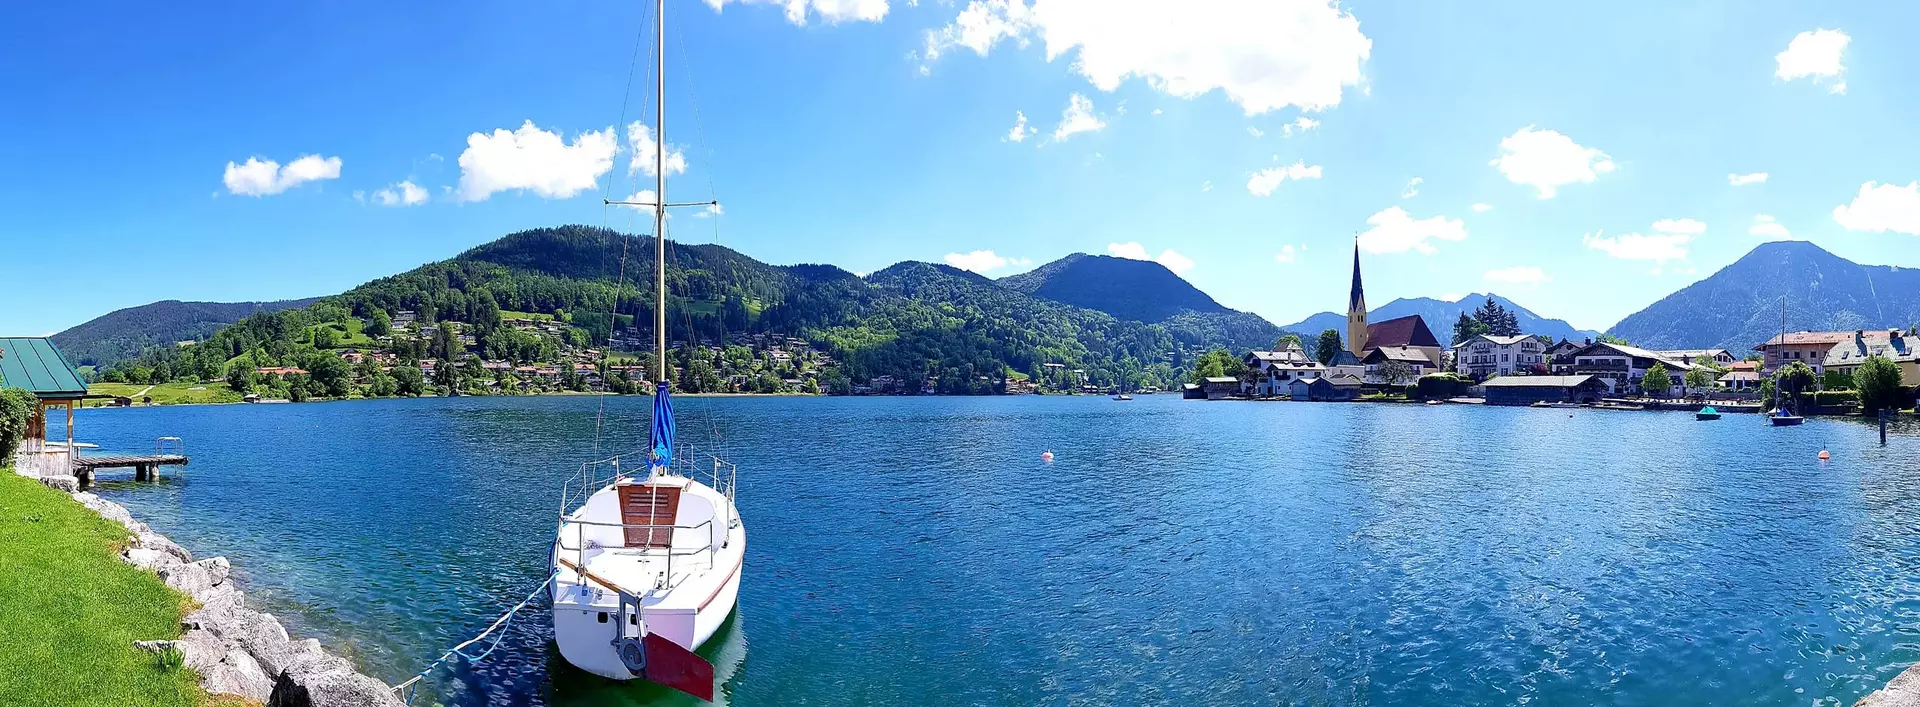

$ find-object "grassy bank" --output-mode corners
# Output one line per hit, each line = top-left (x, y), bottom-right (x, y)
(86, 382), (244, 407)
(0, 472), (210, 706)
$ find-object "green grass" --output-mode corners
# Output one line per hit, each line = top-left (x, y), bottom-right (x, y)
(0, 472), (207, 706)
(85, 383), (243, 407)
(309, 318), (374, 349)
(500, 310), (555, 321)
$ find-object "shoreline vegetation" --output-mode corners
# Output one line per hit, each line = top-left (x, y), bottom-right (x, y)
(0, 471), (213, 707)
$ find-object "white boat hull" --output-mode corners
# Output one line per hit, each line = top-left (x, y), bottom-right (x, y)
(551, 475), (745, 682)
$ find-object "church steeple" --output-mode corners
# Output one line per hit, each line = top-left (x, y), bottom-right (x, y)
(1347, 240), (1369, 356)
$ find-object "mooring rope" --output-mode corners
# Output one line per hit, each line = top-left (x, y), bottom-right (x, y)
(392, 568), (561, 704)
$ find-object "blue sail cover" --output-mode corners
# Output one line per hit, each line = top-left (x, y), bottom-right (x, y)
(649, 381), (675, 469)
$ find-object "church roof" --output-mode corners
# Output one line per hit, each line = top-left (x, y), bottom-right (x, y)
(1348, 242), (1365, 311)
(1366, 315), (1440, 349)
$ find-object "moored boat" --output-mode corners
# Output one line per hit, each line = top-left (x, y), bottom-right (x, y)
(547, 2), (743, 698)
(1696, 406), (1721, 421)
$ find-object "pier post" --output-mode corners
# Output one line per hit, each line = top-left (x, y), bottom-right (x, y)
(1883, 409), (1891, 447)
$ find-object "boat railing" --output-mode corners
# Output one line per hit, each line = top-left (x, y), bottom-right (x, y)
(554, 516), (717, 591)
(559, 443), (738, 516)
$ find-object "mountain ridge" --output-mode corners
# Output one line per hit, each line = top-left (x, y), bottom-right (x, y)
(1282, 293), (1601, 347)
(52, 297), (321, 367)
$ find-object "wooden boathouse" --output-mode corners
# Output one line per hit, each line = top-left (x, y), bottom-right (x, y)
(0, 336), (187, 482)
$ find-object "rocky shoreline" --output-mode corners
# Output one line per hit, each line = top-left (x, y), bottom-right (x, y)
(22, 471), (401, 707)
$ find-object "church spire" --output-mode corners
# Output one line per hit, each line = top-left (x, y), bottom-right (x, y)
(1347, 238), (1369, 356)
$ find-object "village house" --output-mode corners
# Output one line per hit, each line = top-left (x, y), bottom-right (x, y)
(1566, 341), (1702, 397)
(1361, 345), (1437, 384)
(1200, 376), (1241, 400)
(255, 366), (308, 377)
(1821, 329), (1920, 386)
(1288, 374), (1362, 402)
(1241, 344), (1327, 396)
(1546, 338), (1588, 374)
(1654, 348), (1735, 367)
(1717, 369), (1762, 391)
(1452, 334), (1549, 379)
(1754, 331), (1894, 375)
(1482, 374), (1608, 406)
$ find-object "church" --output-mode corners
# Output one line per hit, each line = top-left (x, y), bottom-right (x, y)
(1344, 243), (1445, 373)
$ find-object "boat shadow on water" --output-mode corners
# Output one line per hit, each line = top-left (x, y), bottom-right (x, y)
(543, 610), (750, 707)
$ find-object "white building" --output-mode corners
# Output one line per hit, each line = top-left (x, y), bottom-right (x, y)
(1451, 334), (1549, 379)
(1242, 345), (1329, 397)
(1654, 348), (1735, 367)
(1567, 341), (1705, 397)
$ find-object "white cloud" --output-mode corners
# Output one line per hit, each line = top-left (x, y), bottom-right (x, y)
(1482, 265), (1549, 287)
(1200, 180), (1212, 192)
(1728, 171), (1768, 186)
(943, 249), (1030, 273)
(1358, 207), (1466, 255)
(1106, 242), (1194, 274)
(1004, 111), (1036, 142)
(1246, 126), (1265, 138)
(1273, 244), (1301, 264)
(1489, 126), (1615, 199)
(1246, 160), (1322, 196)
(627, 122), (688, 177)
(1400, 176), (1422, 199)
(372, 180), (428, 207)
(1833, 181), (1920, 235)
(1775, 29), (1849, 94)
(1050, 93), (1106, 141)
(1471, 203), (1493, 213)
(456, 121), (617, 202)
(1649, 218), (1706, 235)
(703, 0), (887, 25)
(922, 0), (1371, 116)
(1150, 108), (1163, 116)
(695, 202), (725, 218)
(222, 154), (342, 196)
(1282, 116), (1319, 136)
(1582, 219), (1701, 264)
(617, 190), (659, 217)
(1749, 214), (1790, 238)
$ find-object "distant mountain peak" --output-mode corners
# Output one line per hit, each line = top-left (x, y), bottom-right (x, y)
(999, 253), (1233, 322)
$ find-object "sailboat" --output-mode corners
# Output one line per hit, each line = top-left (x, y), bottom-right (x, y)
(1769, 296), (1804, 427)
(549, 1), (744, 699)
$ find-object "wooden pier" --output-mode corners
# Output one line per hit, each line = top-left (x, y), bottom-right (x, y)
(73, 454), (189, 484)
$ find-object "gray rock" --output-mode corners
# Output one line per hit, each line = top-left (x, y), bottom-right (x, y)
(124, 547), (185, 572)
(78, 494), (137, 529)
(174, 628), (233, 674)
(37, 475), (78, 493)
(133, 639), (180, 654)
(202, 646), (275, 703)
(134, 531), (193, 562)
(267, 664), (405, 707)
(158, 558), (229, 601)
(1859, 662), (1920, 706)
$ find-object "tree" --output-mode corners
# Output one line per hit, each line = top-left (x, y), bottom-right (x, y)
(1597, 333), (1631, 346)
(1776, 361), (1817, 411)
(1821, 370), (1853, 391)
(392, 365), (425, 397)
(0, 387), (40, 461)
(1472, 299), (1520, 337)
(365, 372), (399, 397)
(1377, 360), (1416, 386)
(312, 326), (337, 349)
(364, 310), (392, 338)
(226, 362), (255, 393)
(1854, 356), (1906, 412)
(1315, 329), (1344, 366)
(1452, 312), (1489, 347)
(1642, 362), (1673, 398)
(1188, 349), (1245, 383)
(1684, 367), (1716, 392)
(307, 354), (353, 398)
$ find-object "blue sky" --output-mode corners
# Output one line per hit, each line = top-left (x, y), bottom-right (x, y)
(6, 0), (1920, 337)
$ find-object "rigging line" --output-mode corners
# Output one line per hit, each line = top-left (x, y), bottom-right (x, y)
(593, 0), (657, 462)
(393, 569), (560, 705)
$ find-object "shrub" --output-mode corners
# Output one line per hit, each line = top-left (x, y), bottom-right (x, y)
(1416, 373), (1469, 400)
(0, 387), (37, 460)
(1811, 389), (1858, 408)
(1854, 356), (1906, 412)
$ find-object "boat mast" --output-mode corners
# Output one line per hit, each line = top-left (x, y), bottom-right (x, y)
(653, 0), (668, 385)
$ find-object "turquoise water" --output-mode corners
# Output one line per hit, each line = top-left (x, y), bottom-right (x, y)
(79, 396), (1920, 705)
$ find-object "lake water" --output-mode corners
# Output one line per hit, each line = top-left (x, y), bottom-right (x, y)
(78, 395), (1920, 706)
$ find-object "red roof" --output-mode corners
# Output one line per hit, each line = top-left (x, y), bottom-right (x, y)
(1367, 315), (1440, 349)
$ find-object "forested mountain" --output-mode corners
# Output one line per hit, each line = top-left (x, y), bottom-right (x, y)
(104, 226), (1252, 394)
(999, 253), (1282, 352)
(1606, 241), (1920, 350)
(53, 297), (319, 367)
(1284, 293), (1599, 346)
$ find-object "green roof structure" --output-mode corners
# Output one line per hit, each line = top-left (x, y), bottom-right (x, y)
(0, 337), (89, 399)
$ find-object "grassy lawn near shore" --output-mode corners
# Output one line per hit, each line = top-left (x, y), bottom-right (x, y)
(0, 472), (209, 706)
(86, 382), (244, 407)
